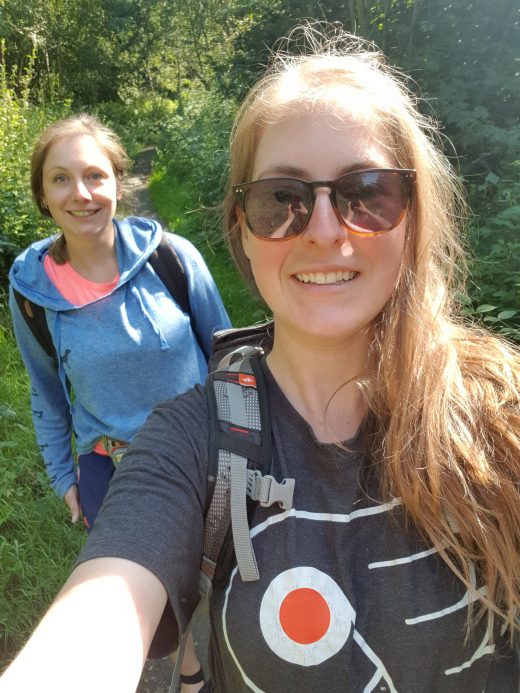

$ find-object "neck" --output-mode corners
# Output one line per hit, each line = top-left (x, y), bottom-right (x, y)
(65, 229), (118, 282)
(266, 326), (371, 443)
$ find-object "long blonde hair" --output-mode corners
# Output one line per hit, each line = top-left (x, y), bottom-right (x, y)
(223, 27), (520, 639)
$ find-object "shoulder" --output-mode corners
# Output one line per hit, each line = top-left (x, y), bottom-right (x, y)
(9, 236), (54, 287)
(115, 216), (162, 257)
(155, 383), (209, 429)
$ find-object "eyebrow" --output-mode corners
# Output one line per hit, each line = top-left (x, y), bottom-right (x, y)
(256, 160), (390, 180)
(45, 164), (108, 174)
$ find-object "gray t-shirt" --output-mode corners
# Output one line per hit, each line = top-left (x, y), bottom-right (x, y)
(78, 359), (518, 692)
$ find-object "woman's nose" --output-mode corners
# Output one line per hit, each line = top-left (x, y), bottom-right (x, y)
(71, 179), (92, 200)
(303, 187), (348, 246)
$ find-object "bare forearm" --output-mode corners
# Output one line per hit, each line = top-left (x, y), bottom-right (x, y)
(0, 558), (167, 693)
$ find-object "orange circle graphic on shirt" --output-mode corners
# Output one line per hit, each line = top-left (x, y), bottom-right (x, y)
(259, 567), (354, 666)
(279, 588), (331, 644)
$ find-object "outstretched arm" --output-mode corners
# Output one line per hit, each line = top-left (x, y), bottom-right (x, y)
(0, 557), (167, 693)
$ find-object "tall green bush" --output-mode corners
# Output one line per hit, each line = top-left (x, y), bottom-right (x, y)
(155, 85), (235, 215)
(94, 94), (179, 158)
(0, 47), (70, 287)
(465, 171), (520, 341)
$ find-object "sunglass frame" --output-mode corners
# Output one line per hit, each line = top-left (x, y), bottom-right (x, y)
(233, 168), (416, 240)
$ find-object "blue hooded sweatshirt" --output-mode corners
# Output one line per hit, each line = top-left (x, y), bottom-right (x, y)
(9, 217), (230, 498)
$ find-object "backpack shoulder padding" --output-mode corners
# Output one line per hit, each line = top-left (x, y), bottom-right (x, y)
(202, 355), (271, 587)
(208, 320), (274, 371)
(201, 350), (294, 593)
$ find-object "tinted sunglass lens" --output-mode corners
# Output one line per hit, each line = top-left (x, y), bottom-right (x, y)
(245, 179), (311, 238)
(336, 171), (407, 233)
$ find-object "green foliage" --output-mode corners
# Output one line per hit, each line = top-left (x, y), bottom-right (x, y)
(0, 0), (114, 103)
(0, 46), (69, 287)
(94, 95), (178, 158)
(155, 86), (235, 211)
(149, 166), (266, 328)
(464, 169), (520, 341)
(0, 319), (84, 668)
(148, 84), (266, 326)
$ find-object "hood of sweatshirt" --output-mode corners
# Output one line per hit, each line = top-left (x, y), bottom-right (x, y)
(9, 217), (163, 310)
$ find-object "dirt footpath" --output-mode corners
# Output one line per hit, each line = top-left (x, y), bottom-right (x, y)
(126, 147), (163, 222)
(130, 150), (211, 692)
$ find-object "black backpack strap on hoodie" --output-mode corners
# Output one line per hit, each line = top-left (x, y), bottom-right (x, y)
(200, 350), (295, 598)
(12, 289), (56, 362)
(148, 233), (207, 359)
(149, 234), (190, 315)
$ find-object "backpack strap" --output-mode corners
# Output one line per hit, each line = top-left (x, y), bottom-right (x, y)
(148, 233), (207, 359)
(149, 233), (190, 315)
(12, 289), (56, 362)
(200, 351), (294, 597)
(174, 343), (293, 693)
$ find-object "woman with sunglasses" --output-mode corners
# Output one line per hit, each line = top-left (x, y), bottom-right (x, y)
(2, 28), (519, 693)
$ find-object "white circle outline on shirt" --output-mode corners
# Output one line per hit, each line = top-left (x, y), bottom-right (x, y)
(259, 566), (354, 666)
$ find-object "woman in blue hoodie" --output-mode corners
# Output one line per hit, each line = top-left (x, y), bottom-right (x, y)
(9, 114), (229, 691)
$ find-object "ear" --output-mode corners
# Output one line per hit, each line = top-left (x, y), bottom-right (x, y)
(116, 182), (122, 201)
(41, 198), (48, 210)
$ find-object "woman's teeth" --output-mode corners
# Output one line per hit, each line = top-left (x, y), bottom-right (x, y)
(69, 210), (96, 217)
(295, 270), (357, 284)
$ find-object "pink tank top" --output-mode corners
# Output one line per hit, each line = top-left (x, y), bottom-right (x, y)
(43, 254), (119, 305)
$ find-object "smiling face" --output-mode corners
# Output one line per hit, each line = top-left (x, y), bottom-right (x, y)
(41, 134), (119, 245)
(240, 111), (407, 346)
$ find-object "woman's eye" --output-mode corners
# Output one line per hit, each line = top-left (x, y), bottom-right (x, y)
(346, 185), (376, 201)
(273, 188), (301, 205)
(54, 175), (67, 183)
(274, 189), (296, 204)
(89, 172), (103, 181)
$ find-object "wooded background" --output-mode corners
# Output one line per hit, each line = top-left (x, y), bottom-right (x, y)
(0, 0), (519, 665)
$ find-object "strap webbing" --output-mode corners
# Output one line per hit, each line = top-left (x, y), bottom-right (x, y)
(224, 360), (260, 581)
(230, 454), (260, 582)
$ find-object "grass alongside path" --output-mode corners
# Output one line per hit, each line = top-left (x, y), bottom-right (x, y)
(0, 319), (84, 667)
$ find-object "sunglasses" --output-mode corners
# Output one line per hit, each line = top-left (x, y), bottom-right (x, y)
(234, 168), (416, 240)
